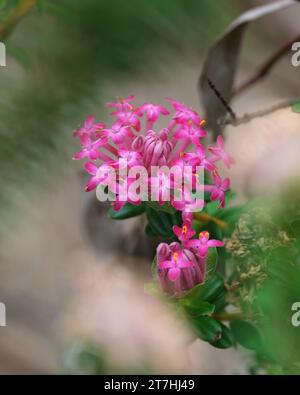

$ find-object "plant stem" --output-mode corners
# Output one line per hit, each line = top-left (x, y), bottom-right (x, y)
(193, 212), (227, 230)
(0, 0), (38, 40)
(212, 312), (243, 321)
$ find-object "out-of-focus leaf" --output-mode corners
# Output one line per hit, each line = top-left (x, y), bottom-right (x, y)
(205, 246), (218, 279)
(210, 322), (234, 349)
(108, 202), (145, 220)
(230, 320), (263, 351)
(292, 100), (300, 113)
(199, 0), (299, 136)
(182, 273), (225, 305)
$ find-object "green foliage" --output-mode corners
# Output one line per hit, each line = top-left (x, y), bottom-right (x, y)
(145, 205), (181, 238)
(230, 320), (262, 351)
(108, 202), (146, 220)
(211, 323), (234, 349)
(292, 100), (300, 113)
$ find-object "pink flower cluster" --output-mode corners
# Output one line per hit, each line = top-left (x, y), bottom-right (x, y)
(72, 96), (234, 212)
(157, 213), (224, 296)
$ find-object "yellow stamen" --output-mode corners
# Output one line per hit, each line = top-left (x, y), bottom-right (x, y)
(200, 119), (206, 127)
(199, 231), (209, 239)
(179, 151), (185, 158)
(173, 252), (179, 262)
(182, 225), (187, 235)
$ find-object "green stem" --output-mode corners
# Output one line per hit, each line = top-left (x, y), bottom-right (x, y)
(212, 312), (243, 322)
(0, 0), (38, 40)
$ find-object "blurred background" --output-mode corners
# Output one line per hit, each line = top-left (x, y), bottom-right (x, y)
(0, 0), (300, 374)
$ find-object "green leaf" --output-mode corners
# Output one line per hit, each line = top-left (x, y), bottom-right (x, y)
(230, 320), (263, 351)
(292, 100), (300, 113)
(205, 247), (218, 279)
(181, 300), (215, 317)
(108, 202), (145, 220)
(210, 323), (234, 349)
(145, 201), (176, 215)
(145, 207), (181, 238)
(191, 316), (222, 343)
(183, 273), (225, 303)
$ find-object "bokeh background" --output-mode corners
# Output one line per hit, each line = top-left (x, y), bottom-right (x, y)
(0, 0), (299, 374)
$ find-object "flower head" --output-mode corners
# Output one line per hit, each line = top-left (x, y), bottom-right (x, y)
(72, 96), (233, 213)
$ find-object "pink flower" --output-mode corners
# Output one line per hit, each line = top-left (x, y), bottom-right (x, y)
(72, 96), (233, 215)
(113, 110), (141, 131)
(167, 98), (204, 127)
(84, 162), (114, 192)
(171, 189), (204, 213)
(103, 124), (134, 145)
(186, 231), (224, 258)
(106, 95), (135, 113)
(173, 221), (195, 244)
(206, 172), (230, 208)
(73, 115), (105, 139)
(173, 123), (206, 147)
(116, 149), (143, 168)
(159, 251), (193, 282)
(209, 135), (235, 168)
(182, 145), (216, 172)
(156, 242), (205, 296)
(73, 134), (108, 161)
(137, 103), (169, 128)
(143, 129), (173, 168)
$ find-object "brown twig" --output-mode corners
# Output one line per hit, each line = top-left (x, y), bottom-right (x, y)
(0, 0), (37, 40)
(233, 33), (300, 97)
(193, 212), (227, 230)
(220, 99), (296, 128)
(212, 312), (243, 322)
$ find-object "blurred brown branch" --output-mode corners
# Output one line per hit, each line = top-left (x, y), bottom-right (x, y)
(0, 0), (37, 40)
(233, 33), (300, 97)
(220, 99), (295, 127)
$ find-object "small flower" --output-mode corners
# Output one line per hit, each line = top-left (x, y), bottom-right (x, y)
(173, 221), (195, 244)
(113, 110), (141, 131)
(73, 115), (105, 139)
(103, 124), (134, 145)
(167, 98), (204, 126)
(73, 134), (108, 161)
(186, 231), (224, 258)
(183, 144), (216, 172)
(84, 162), (114, 192)
(106, 95), (135, 113)
(159, 251), (193, 282)
(209, 135), (235, 168)
(173, 123), (206, 146)
(206, 172), (230, 208)
(137, 103), (169, 128)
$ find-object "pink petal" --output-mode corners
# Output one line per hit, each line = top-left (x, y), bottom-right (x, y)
(84, 162), (98, 175)
(207, 240), (224, 247)
(168, 267), (180, 282)
(85, 176), (100, 192)
(159, 260), (173, 269)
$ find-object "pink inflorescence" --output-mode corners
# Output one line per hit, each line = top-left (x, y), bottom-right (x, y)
(72, 96), (234, 212)
(157, 217), (224, 296)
